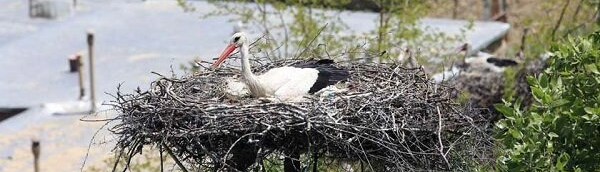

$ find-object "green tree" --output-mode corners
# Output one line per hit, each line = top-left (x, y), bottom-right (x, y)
(179, 0), (439, 61)
(495, 31), (600, 171)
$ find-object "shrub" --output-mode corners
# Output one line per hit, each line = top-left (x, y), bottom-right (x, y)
(495, 31), (600, 171)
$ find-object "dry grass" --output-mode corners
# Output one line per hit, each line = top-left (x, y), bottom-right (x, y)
(427, 0), (598, 56)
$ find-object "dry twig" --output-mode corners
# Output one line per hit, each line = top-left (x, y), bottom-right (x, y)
(106, 58), (493, 171)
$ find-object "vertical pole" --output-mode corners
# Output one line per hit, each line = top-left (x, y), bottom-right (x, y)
(520, 28), (529, 52)
(482, 0), (490, 20)
(159, 144), (164, 172)
(28, 0), (33, 18)
(68, 55), (79, 73)
(87, 31), (96, 112)
(32, 140), (40, 172)
(311, 151), (318, 172)
(491, 0), (500, 18)
(452, 0), (458, 19)
(73, 0), (77, 8)
(76, 54), (85, 100)
(596, 2), (600, 24)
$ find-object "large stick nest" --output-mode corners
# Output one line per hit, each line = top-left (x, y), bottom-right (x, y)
(108, 59), (493, 171)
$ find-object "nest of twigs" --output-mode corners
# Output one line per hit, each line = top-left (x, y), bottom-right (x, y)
(108, 59), (493, 171)
(453, 71), (505, 106)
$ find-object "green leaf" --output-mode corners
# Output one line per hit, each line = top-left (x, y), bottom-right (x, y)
(585, 64), (599, 74)
(539, 74), (549, 88)
(550, 99), (569, 108)
(495, 104), (515, 117)
(495, 120), (507, 129)
(560, 71), (572, 76)
(582, 115), (593, 121)
(556, 153), (570, 170)
(529, 113), (543, 127)
(527, 76), (537, 85)
(509, 129), (523, 139)
(531, 87), (545, 103)
(548, 132), (558, 138)
(584, 107), (599, 115)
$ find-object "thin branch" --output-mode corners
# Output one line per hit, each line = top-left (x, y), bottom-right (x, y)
(163, 143), (189, 172)
(294, 23), (328, 59)
(551, 0), (571, 41)
(436, 106), (450, 168)
(106, 58), (492, 171)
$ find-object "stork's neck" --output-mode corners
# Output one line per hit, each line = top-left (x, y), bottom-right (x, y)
(240, 43), (253, 78)
(239, 43), (266, 97)
(462, 45), (470, 63)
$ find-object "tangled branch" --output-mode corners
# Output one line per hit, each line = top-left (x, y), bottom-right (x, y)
(107, 59), (493, 171)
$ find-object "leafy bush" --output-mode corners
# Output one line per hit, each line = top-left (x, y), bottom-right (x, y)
(495, 31), (600, 171)
(177, 0), (469, 68)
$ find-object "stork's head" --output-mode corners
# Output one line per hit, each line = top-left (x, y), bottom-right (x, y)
(456, 43), (470, 52)
(456, 43), (471, 65)
(211, 32), (248, 68)
(230, 32), (248, 47)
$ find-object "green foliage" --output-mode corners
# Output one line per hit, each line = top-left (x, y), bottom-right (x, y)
(495, 32), (600, 171)
(369, 0), (426, 57)
(501, 0), (600, 103)
(199, 0), (356, 60)
(501, 67), (518, 100)
(518, 0), (600, 59)
(260, 154), (363, 172)
(175, 0), (473, 74)
(187, 0), (441, 62)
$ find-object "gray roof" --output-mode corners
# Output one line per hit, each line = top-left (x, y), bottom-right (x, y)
(0, 1), (228, 108)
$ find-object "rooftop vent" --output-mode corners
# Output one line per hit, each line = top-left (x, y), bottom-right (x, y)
(29, 0), (72, 19)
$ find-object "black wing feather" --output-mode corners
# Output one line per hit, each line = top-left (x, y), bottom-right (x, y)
(486, 58), (518, 67)
(293, 59), (349, 94)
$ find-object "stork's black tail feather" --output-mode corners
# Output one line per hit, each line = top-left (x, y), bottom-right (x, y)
(293, 59), (349, 93)
(486, 58), (519, 67)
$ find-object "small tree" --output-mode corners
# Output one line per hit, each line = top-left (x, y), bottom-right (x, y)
(495, 31), (600, 171)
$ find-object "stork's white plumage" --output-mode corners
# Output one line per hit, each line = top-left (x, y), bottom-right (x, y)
(212, 32), (349, 101)
(458, 43), (518, 73)
(431, 43), (519, 83)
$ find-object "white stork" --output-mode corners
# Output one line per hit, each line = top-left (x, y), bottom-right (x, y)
(457, 43), (519, 73)
(211, 32), (349, 101)
(431, 43), (519, 83)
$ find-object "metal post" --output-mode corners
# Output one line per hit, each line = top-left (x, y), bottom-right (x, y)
(75, 54), (85, 100)
(87, 31), (96, 112)
(68, 54), (79, 73)
(28, 0), (33, 18)
(32, 140), (40, 172)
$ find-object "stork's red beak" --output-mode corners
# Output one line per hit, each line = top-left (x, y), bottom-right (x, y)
(455, 43), (467, 52)
(211, 44), (237, 68)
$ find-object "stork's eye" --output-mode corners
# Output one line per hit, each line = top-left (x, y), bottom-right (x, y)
(233, 36), (240, 42)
